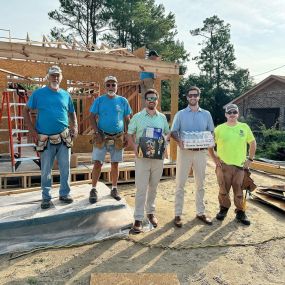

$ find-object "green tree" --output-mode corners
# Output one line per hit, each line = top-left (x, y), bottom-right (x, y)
(190, 15), (245, 124)
(48, 0), (107, 46)
(229, 68), (254, 100)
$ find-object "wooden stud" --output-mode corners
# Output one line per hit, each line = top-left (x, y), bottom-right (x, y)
(170, 75), (179, 162)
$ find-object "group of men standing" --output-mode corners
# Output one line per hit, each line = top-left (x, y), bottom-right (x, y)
(23, 64), (256, 233)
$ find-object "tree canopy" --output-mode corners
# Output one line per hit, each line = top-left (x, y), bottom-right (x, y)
(48, 0), (189, 65)
(188, 15), (254, 123)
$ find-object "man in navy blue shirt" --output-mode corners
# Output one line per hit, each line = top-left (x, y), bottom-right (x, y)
(89, 76), (132, 203)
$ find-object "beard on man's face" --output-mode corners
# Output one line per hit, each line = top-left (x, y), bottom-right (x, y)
(50, 82), (60, 89)
(147, 103), (155, 110)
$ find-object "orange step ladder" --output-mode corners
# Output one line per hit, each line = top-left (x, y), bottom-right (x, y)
(0, 87), (40, 172)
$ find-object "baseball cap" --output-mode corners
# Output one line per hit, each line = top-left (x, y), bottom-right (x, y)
(148, 50), (159, 57)
(225, 104), (239, 113)
(104, 75), (118, 83)
(48, 65), (62, 75)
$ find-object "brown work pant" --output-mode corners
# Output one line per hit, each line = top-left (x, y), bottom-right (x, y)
(216, 163), (244, 211)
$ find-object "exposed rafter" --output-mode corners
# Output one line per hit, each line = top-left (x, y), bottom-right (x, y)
(0, 41), (179, 75)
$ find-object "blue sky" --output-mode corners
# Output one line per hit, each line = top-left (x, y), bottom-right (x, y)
(0, 0), (284, 82)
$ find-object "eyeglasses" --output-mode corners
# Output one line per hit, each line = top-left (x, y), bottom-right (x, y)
(146, 97), (158, 102)
(106, 83), (117, 87)
(187, 93), (199, 98)
(227, 110), (238, 115)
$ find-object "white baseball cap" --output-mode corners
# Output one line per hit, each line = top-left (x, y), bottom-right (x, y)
(104, 75), (118, 83)
(48, 65), (62, 75)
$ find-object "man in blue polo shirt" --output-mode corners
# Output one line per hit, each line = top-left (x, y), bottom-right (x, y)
(89, 76), (132, 203)
(23, 65), (78, 209)
(171, 86), (214, 227)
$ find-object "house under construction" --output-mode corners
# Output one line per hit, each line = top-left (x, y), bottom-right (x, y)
(0, 34), (180, 190)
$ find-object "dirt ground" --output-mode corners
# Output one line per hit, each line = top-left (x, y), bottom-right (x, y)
(0, 160), (285, 285)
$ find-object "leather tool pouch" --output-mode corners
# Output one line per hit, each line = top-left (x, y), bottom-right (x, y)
(36, 134), (49, 152)
(60, 128), (73, 148)
(90, 130), (105, 149)
(114, 133), (124, 150)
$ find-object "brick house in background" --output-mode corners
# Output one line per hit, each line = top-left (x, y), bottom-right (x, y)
(227, 75), (285, 130)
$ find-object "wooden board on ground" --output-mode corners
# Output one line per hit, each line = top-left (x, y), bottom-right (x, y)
(252, 191), (285, 212)
(259, 185), (285, 193)
(251, 161), (285, 176)
(90, 273), (180, 285)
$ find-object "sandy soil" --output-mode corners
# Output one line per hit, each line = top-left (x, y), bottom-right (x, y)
(0, 160), (285, 285)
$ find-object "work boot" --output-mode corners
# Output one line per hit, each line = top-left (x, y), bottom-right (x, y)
(111, 187), (121, 201)
(89, 187), (98, 204)
(59, 195), (73, 204)
(41, 199), (52, 209)
(236, 210), (251, 225)
(216, 206), (229, 221)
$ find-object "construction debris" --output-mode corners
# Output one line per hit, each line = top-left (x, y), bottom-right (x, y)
(251, 185), (285, 212)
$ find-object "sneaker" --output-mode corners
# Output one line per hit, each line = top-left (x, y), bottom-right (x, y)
(236, 210), (251, 225)
(111, 188), (121, 201)
(59, 195), (73, 204)
(216, 206), (229, 221)
(89, 187), (98, 204)
(41, 199), (52, 209)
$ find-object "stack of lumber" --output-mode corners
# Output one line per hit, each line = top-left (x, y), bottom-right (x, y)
(252, 185), (285, 212)
(251, 160), (285, 176)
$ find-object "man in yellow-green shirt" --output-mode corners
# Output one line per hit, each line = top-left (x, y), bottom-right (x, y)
(210, 104), (256, 225)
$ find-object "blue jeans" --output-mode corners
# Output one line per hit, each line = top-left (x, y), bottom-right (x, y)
(40, 141), (71, 200)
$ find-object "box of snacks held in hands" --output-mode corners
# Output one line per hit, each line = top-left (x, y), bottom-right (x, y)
(138, 127), (166, 159)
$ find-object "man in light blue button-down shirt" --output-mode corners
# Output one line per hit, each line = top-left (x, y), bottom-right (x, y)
(171, 86), (214, 227)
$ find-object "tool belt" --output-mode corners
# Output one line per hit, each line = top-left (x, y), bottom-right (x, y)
(90, 130), (124, 150)
(36, 128), (73, 152)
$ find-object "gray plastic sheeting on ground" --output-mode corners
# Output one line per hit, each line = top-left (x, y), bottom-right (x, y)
(0, 182), (133, 255)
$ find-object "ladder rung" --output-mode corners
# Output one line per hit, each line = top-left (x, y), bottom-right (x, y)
(2, 116), (24, 120)
(9, 103), (26, 106)
(13, 116), (24, 120)
(0, 141), (9, 144)
(15, 157), (39, 162)
(0, 129), (8, 132)
(12, 129), (29, 134)
(12, 116), (24, 120)
(13, 143), (36, 148)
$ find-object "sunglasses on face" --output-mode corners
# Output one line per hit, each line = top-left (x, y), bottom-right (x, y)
(187, 93), (199, 98)
(106, 83), (117, 87)
(227, 110), (238, 115)
(146, 97), (158, 102)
